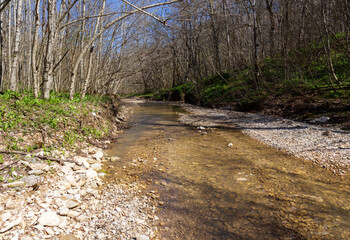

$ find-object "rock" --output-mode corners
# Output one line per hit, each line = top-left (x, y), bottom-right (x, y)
(134, 233), (150, 240)
(86, 170), (98, 179)
(58, 207), (69, 216)
(311, 116), (330, 123)
(59, 234), (79, 240)
(66, 200), (79, 209)
(59, 181), (71, 190)
(23, 175), (43, 187)
(2, 181), (25, 188)
(228, 143), (233, 147)
(21, 237), (34, 240)
(82, 160), (90, 169)
(67, 210), (80, 218)
(61, 165), (72, 174)
(109, 157), (120, 162)
(38, 212), (61, 227)
(1, 212), (11, 222)
(28, 169), (43, 175)
(93, 151), (103, 160)
(46, 227), (55, 235)
(5, 199), (17, 209)
(91, 163), (102, 171)
(76, 214), (88, 222)
(65, 175), (77, 187)
(28, 163), (50, 171)
(236, 178), (248, 181)
(0, 216), (22, 233)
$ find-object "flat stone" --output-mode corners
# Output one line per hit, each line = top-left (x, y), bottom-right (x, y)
(67, 210), (80, 218)
(90, 163), (102, 171)
(21, 237), (34, 240)
(0, 216), (22, 233)
(86, 170), (98, 179)
(38, 212), (61, 227)
(23, 175), (43, 187)
(1, 212), (11, 222)
(61, 166), (72, 174)
(65, 175), (77, 187)
(76, 214), (88, 222)
(109, 157), (120, 162)
(58, 207), (69, 216)
(93, 151), (103, 160)
(59, 234), (79, 240)
(28, 169), (43, 175)
(134, 233), (150, 240)
(2, 181), (25, 188)
(66, 200), (79, 209)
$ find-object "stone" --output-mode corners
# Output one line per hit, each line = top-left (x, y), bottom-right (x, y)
(110, 157), (120, 162)
(5, 199), (17, 209)
(0, 216), (22, 233)
(65, 175), (77, 187)
(76, 214), (88, 222)
(28, 169), (43, 175)
(21, 237), (34, 240)
(91, 163), (102, 171)
(236, 178), (248, 181)
(61, 166), (72, 174)
(93, 151), (103, 160)
(66, 200), (79, 209)
(23, 175), (43, 187)
(59, 181), (71, 190)
(134, 233), (150, 240)
(86, 170), (98, 179)
(59, 234), (79, 240)
(2, 181), (25, 188)
(67, 210), (80, 218)
(38, 212), (61, 227)
(58, 207), (69, 216)
(1, 212), (11, 222)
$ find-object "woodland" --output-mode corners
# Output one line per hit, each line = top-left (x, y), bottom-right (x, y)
(0, 0), (349, 110)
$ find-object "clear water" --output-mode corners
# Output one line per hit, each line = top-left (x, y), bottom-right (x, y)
(105, 102), (350, 240)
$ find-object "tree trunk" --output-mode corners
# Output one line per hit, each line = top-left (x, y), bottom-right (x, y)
(41, 0), (56, 99)
(81, 0), (105, 100)
(31, 0), (40, 98)
(9, 0), (23, 91)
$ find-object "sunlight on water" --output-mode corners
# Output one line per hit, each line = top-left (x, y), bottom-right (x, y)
(105, 102), (350, 240)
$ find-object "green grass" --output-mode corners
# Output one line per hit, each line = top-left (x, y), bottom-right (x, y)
(0, 90), (115, 150)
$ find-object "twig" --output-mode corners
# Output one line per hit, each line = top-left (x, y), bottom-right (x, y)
(0, 159), (20, 171)
(0, 150), (78, 164)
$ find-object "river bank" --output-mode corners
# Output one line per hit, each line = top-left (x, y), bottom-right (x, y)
(175, 102), (350, 175)
(102, 100), (350, 239)
(0, 96), (157, 239)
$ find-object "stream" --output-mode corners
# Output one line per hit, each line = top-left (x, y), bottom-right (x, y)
(105, 102), (350, 240)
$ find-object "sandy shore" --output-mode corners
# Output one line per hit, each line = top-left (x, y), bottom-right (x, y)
(177, 103), (350, 175)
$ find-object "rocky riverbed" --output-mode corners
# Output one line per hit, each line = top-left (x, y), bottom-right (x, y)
(177, 103), (350, 175)
(0, 99), (157, 240)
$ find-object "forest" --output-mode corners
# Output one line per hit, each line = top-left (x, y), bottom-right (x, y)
(0, 0), (349, 107)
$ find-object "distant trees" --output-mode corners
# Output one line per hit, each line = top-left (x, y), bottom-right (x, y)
(0, 0), (178, 98)
(0, 0), (348, 97)
(121, 0), (350, 94)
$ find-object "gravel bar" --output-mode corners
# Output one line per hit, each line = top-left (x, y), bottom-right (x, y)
(178, 103), (350, 175)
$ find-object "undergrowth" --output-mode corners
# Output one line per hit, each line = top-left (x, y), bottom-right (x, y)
(0, 90), (116, 152)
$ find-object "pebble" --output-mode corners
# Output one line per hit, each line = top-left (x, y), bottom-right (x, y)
(66, 200), (79, 209)
(38, 212), (61, 227)
(134, 233), (150, 240)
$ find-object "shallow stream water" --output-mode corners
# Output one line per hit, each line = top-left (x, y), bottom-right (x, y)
(105, 102), (350, 240)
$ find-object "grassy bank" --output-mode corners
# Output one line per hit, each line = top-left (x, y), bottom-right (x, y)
(0, 90), (121, 153)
